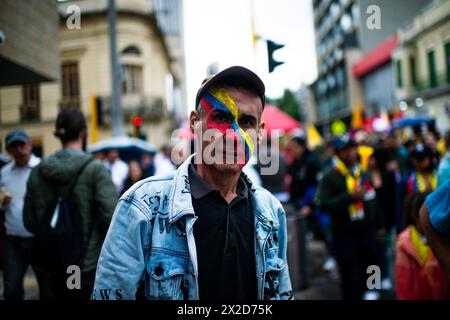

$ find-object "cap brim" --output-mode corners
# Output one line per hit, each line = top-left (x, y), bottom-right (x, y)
(195, 66), (265, 108)
(6, 136), (29, 147)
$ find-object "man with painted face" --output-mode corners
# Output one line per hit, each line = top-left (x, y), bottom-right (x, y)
(93, 66), (293, 300)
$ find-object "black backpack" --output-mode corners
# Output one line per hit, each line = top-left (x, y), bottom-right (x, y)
(34, 158), (94, 271)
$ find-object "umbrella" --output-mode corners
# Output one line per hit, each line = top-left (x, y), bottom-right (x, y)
(87, 136), (157, 162)
(262, 104), (301, 134)
(392, 117), (433, 128)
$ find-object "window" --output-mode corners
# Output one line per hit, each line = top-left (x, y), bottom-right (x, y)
(396, 60), (403, 88)
(409, 56), (417, 87)
(61, 62), (80, 108)
(21, 84), (40, 121)
(122, 65), (143, 95)
(427, 50), (437, 88)
(445, 42), (450, 84)
(122, 45), (141, 55)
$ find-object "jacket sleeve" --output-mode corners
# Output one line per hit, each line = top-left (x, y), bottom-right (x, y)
(92, 197), (151, 300)
(93, 162), (118, 235)
(277, 205), (294, 300)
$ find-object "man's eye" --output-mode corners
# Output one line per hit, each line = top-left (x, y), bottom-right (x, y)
(215, 114), (227, 122)
(239, 118), (254, 128)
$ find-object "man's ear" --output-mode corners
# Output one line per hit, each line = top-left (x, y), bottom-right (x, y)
(257, 121), (265, 145)
(189, 110), (200, 134)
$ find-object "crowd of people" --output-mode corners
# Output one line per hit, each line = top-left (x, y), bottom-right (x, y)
(252, 126), (450, 300)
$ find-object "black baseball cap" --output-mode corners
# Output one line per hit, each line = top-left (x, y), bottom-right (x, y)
(411, 144), (432, 159)
(195, 66), (266, 109)
(333, 134), (356, 151)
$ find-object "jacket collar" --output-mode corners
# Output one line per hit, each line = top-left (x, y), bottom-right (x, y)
(168, 154), (196, 224)
(167, 153), (276, 228)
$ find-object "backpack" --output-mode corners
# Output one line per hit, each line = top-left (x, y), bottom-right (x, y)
(34, 158), (94, 271)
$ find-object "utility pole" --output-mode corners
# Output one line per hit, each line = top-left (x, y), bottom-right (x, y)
(108, 0), (122, 136)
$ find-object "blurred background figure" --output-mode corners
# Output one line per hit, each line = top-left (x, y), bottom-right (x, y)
(23, 107), (117, 300)
(154, 144), (176, 176)
(255, 136), (289, 203)
(316, 135), (382, 300)
(140, 152), (155, 178)
(103, 148), (129, 195)
(287, 136), (319, 211)
(396, 192), (450, 300)
(0, 129), (42, 300)
(92, 151), (105, 161)
(407, 144), (437, 195)
(0, 154), (10, 272)
(121, 160), (145, 195)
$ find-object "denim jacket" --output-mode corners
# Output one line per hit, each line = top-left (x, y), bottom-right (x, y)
(92, 154), (293, 300)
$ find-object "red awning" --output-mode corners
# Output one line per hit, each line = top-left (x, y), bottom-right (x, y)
(353, 35), (398, 78)
(262, 104), (301, 133)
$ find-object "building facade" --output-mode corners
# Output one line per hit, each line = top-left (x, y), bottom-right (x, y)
(393, 0), (450, 133)
(310, 0), (431, 134)
(0, 0), (59, 155)
(0, 0), (184, 156)
(353, 0), (429, 119)
(311, 0), (363, 132)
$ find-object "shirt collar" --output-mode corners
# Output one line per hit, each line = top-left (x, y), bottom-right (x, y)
(188, 162), (249, 200)
(13, 153), (39, 169)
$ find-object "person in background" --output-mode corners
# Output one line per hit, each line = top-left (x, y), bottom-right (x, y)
(255, 136), (289, 203)
(316, 134), (382, 300)
(140, 152), (155, 178)
(437, 130), (450, 186)
(24, 107), (118, 300)
(92, 151), (105, 161)
(407, 144), (437, 195)
(424, 132), (441, 170)
(368, 148), (395, 291)
(121, 160), (145, 195)
(103, 148), (129, 194)
(287, 136), (320, 212)
(0, 129), (44, 300)
(0, 154), (10, 271)
(419, 180), (450, 282)
(154, 143), (176, 176)
(395, 192), (450, 299)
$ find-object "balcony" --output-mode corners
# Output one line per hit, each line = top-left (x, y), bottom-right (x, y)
(97, 95), (166, 126)
(408, 73), (450, 100)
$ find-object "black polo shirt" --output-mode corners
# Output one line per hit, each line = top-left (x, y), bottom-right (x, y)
(188, 164), (257, 300)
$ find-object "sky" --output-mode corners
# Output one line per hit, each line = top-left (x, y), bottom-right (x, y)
(183, 0), (318, 112)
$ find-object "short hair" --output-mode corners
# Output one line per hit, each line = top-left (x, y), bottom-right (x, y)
(54, 107), (87, 144)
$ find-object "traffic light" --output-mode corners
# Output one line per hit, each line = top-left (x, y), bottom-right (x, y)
(131, 115), (145, 140)
(267, 40), (285, 73)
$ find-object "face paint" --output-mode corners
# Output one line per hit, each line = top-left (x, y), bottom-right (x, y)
(200, 87), (255, 167)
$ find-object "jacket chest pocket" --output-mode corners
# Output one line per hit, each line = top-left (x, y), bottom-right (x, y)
(146, 251), (189, 300)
